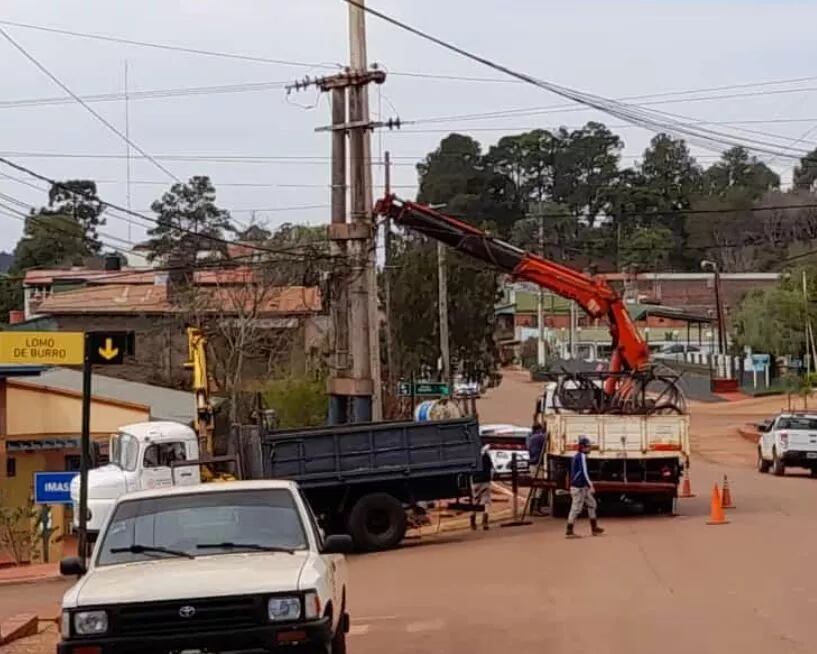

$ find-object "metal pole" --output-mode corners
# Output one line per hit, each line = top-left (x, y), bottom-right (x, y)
(438, 241), (450, 386)
(78, 332), (92, 564)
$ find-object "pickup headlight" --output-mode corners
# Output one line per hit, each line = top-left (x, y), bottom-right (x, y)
(74, 610), (108, 635)
(267, 597), (301, 622)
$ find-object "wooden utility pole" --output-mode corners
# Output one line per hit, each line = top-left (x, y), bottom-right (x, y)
(438, 241), (450, 385)
(383, 151), (395, 392)
(537, 214), (546, 366)
(348, 0), (382, 421)
(328, 85), (350, 424)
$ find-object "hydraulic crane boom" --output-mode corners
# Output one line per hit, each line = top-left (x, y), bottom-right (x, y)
(375, 195), (651, 387)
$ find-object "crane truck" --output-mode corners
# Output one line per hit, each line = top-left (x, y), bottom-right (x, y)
(375, 195), (690, 515)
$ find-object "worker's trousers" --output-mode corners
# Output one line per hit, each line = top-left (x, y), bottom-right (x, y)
(567, 486), (597, 522)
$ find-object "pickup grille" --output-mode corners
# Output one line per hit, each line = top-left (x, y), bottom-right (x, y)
(115, 595), (262, 636)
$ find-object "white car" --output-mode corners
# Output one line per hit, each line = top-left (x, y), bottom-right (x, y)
(479, 424), (531, 475)
(758, 413), (817, 476)
(58, 480), (351, 654)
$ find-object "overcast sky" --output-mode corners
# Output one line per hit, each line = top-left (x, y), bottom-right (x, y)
(0, 0), (816, 254)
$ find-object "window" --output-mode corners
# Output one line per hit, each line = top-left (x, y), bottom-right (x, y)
(143, 442), (187, 469)
(6, 457), (15, 478)
(65, 455), (80, 471)
(109, 434), (139, 472)
(96, 489), (308, 566)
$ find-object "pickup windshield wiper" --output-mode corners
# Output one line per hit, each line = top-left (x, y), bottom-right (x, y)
(110, 544), (194, 559)
(196, 542), (295, 555)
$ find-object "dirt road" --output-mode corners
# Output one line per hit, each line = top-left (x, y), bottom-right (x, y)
(345, 371), (817, 653)
(9, 371), (817, 653)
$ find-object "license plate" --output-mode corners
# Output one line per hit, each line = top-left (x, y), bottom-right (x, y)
(807, 453), (817, 459)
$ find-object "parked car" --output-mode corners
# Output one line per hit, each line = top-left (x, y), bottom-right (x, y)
(59, 480), (351, 654)
(479, 424), (531, 476)
(757, 413), (817, 476)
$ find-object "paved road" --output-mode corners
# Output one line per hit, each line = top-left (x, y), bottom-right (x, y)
(7, 370), (817, 653)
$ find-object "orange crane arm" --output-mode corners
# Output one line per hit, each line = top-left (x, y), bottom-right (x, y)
(375, 195), (651, 381)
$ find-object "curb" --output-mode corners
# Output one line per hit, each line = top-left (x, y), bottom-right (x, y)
(0, 572), (62, 587)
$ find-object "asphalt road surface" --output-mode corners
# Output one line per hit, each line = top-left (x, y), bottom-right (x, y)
(5, 371), (817, 653)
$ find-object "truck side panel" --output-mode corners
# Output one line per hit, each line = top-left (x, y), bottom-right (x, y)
(261, 418), (482, 488)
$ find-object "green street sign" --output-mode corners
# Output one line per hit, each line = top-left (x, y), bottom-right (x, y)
(397, 381), (450, 397)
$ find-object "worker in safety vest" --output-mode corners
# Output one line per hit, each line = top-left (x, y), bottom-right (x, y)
(566, 436), (604, 538)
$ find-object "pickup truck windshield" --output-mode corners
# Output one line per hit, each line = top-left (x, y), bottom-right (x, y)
(96, 489), (308, 566)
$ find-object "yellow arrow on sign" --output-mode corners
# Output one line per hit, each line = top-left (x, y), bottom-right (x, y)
(97, 338), (119, 361)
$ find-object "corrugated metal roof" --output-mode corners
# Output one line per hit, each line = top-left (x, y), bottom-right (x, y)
(16, 368), (197, 424)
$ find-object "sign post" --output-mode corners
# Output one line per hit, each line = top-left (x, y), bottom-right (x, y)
(78, 332), (93, 563)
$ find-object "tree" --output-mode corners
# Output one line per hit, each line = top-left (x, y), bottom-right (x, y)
(417, 133), (523, 237)
(44, 180), (105, 252)
(793, 147), (817, 192)
(619, 225), (674, 271)
(12, 212), (89, 272)
(388, 235), (500, 383)
(146, 176), (234, 266)
(703, 147), (780, 199)
(552, 122), (622, 226)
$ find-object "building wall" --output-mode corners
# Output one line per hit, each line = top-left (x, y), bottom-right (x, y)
(0, 385), (149, 564)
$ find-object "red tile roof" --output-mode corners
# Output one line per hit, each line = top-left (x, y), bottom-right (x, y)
(36, 284), (321, 315)
(25, 266), (264, 286)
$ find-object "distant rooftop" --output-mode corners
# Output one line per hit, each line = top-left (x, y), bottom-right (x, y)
(12, 367), (199, 424)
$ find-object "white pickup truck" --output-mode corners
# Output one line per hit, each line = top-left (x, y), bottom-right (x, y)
(58, 480), (351, 654)
(757, 413), (817, 476)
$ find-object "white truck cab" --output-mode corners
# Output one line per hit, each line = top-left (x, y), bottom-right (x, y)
(757, 413), (817, 476)
(70, 421), (201, 536)
(58, 480), (351, 654)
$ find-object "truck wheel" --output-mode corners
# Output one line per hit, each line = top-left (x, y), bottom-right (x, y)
(331, 619), (347, 654)
(757, 449), (771, 473)
(772, 449), (785, 476)
(347, 493), (407, 551)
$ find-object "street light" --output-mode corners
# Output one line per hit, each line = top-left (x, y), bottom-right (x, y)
(701, 260), (726, 358)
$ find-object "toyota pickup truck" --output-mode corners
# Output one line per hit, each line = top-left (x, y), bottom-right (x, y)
(757, 413), (817, 476)
(58, 480), (351, 654)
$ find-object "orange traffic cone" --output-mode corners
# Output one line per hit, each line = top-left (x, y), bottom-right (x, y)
(721, 475), (735, 509)
(706, 484), (729, 525)
(679, 471), (695, 498)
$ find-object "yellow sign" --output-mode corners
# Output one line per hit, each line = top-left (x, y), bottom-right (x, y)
(97, 338), (119, 361)
(0, 332), (85, 366)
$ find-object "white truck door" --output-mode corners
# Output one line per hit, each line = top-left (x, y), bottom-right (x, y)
(139, 441), (197, 490)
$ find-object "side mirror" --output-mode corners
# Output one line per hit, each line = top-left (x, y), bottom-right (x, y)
(60, 556), (86, 577)
(322, 535), (354, 555)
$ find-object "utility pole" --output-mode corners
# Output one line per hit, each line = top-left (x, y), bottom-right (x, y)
(290, 0), (398, 423)
(348, 0), (382, 421)
(328, 84), (350, 425)
(437, 241), (450, 385)
(537, 213), (546, 366)
(383, 151), (395, 394)
(123, 60), (132, 243)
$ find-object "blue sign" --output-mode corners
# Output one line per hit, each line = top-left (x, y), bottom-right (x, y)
(751, 354), (771, 372)
(33, 472), (78, 505)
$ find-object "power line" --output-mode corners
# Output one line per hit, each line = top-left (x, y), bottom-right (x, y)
(344, 0), (814, 162)
(0, 79), (291, 110)
(0, 27), (180, 183)
(0, 155), (341, 260)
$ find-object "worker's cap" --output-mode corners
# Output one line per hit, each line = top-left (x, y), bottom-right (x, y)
(578, 436), (592, 447)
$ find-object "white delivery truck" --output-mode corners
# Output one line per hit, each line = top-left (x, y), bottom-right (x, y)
(541, 413), (690, 516)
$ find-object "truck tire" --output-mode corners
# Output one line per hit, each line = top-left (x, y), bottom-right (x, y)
(757, 448), (771, 473)
(347, 493), (407, 551)
(772, 448), (785, 476)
